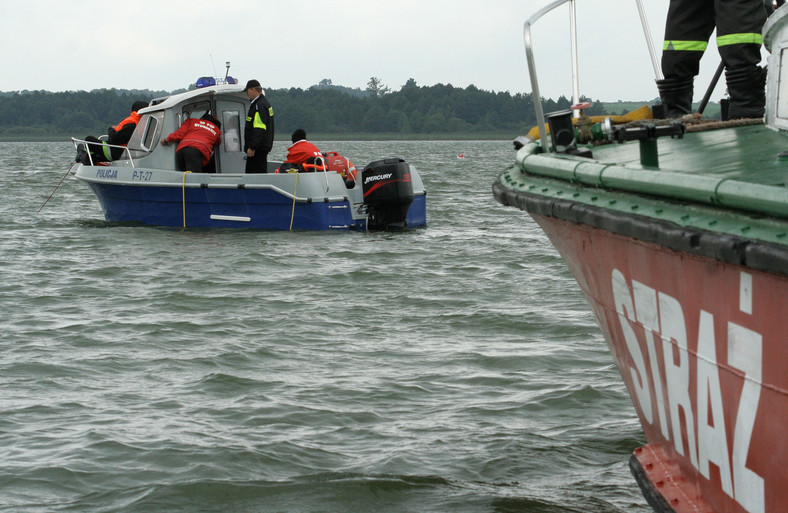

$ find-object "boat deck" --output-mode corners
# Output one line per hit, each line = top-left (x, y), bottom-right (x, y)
(590, 123), (787, 186)
(494, 122), (788, 275)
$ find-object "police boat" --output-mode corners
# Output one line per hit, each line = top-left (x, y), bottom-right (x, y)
(70, 78), (426, 230)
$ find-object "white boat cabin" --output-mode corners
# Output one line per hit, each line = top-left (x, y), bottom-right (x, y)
(127, 83), (252, 173)
(764, 4), (788, 132)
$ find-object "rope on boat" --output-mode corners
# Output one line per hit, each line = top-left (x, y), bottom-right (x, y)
(583, 114), (766, 146)
(622, 113), (764, 133)
(182, 171), (191, 228)
(683, 116), (764, 133)
(289, 171), (299, 231)
(37, 163), (76, 214)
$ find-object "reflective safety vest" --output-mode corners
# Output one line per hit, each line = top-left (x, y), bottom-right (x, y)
(244, 94), (274, 153)
(664, 32), (763, 52)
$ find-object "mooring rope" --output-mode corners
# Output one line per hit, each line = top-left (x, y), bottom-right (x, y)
(182, 171), (191, 228)
(684, 117), (764, 133)
(622, 114), (764, 133)
(37, 163), (76, 214)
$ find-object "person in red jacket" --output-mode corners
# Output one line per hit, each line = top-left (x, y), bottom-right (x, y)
(280, 128), (325, 172)
(161, 113), (223, 172)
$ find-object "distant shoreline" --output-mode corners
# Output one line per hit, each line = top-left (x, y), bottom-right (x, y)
(0, 102), (721, 143)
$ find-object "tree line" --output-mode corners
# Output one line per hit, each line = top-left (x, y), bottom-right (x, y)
(0, 78), (610, 140)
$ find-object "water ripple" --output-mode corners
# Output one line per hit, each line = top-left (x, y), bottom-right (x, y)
(0, 141), (648, 513)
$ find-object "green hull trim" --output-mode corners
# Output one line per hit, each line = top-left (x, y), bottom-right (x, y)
(500, 124), (788, 247)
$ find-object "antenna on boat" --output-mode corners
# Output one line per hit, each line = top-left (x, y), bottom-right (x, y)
(225, 61), (231, 80)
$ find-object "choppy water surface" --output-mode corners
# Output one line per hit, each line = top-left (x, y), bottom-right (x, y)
(0, 141), (650, 512)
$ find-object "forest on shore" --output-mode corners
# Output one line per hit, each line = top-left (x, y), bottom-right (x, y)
(0, 77), (654, 141)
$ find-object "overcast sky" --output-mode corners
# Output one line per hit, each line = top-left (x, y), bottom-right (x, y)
(0, 0), (758, 102)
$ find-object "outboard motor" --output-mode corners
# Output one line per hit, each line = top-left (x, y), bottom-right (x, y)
(361, 158), (414, 230)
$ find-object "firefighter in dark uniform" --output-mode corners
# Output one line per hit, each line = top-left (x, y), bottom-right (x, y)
(657, 0), (767, 119)
(243, 79), (275, 173)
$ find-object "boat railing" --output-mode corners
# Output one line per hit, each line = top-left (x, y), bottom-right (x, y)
(524, 0), (661, 152)
(71, 137), (137, 168)
(316, 156), (330, 192)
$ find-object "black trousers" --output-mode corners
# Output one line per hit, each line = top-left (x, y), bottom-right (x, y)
(84, 136), (111, 163)
(245, 152), (269, 174)
(175, 147), (203, 173)
(661, 0), (766, 78)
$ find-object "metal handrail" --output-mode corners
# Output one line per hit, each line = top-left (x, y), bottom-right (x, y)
(71, 137), (137, 168)
(636, 0), (663, 81)
(524, 0), (573, 152)
(568, 0), (580, 109)
(315, 156), (330, 192)
(523, 0), (661, 152)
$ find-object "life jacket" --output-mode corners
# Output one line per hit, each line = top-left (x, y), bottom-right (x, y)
(274, 157), (325, 174)
(301, 156), (327, 173)
(114, 112), (141, 135)
(322, 151), (357, 180)
(104, 111), (142, 160)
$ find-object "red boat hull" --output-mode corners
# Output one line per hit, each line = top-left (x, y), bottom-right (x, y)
(531, 213), (788, 513)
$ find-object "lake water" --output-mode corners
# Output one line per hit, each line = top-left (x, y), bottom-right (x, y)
(0, 140), (651, 512)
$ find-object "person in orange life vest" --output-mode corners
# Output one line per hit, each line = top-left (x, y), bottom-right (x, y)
(279, 129), (325, 173)
(160, 113), (223, 172)
(78, 100), (149, 164)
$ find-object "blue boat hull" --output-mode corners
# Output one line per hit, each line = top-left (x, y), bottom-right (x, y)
(87, 181), (427, 230)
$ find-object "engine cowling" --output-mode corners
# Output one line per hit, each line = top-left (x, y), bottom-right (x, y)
(361, 158), (414, 230)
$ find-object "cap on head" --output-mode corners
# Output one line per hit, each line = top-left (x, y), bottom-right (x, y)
(243, 79), (261, 92)
(131, 100), (149, 112)
(291, 128), (306, 143)
(201, 112), (221, 129)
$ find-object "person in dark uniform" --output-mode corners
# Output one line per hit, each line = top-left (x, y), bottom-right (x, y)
(657, 0), (767, 119)
(243, 79), (275, 173)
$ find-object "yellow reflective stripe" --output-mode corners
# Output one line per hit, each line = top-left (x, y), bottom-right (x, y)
(663, 40), (708, 51)
(717, 33), (763, 46)
(253, 112), (267, 130)
(268, 106), (274, 116)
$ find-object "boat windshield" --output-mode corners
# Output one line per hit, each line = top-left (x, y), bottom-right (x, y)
(126, 111), (165, 158)
(180, 101), (212, 124)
